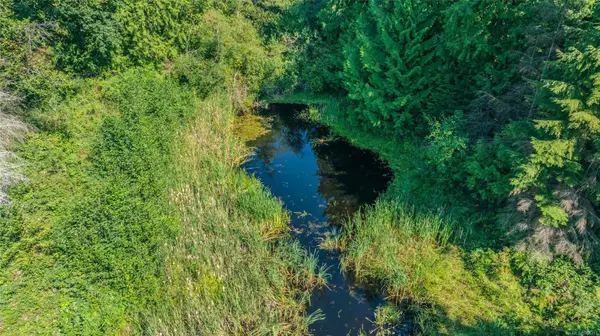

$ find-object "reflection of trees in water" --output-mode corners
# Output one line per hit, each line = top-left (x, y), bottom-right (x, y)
(249, 104), (322, 175)
(248, 103), (392, 219)
(314, 152), (360, 223)
(251, 130), (279, 175)
(313, 139), (393, 223)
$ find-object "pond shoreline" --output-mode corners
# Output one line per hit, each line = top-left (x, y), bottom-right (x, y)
(243, 103), (397, 335)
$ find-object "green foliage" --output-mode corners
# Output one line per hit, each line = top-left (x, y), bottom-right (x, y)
(14, 0), (125, 74)
(171, 55), (228, 98)
(0, 0), (318, 333)
(268, 0), (600, 333)
(16, 0), (196, 73)
(1, 68), (322, 334)
(512, 42), (600, 228)
(4, 0), (600, 333)
(287, 0), (600, 261)
(116, 0), (195, 66)
(340, 201), (525, 334)
(0, 2), (73, 103)
(140, 93), (324, 335)
(171, 9), (286, 100)
(511, 254), (600, 332)
(464, 138), (519, 202)
(0, 70), (192, 334)
(9, 0), (291, 78)
(425, 112), (468, 169)
(341, 0), (455, 134)
(340, 200), (600, 334)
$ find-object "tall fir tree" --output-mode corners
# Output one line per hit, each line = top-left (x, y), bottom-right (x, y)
(342, 0), (454, 135)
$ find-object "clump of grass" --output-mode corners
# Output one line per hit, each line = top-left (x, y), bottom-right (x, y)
(371, 303), (403, 336)
(340, 200), (536, 334)
(140, 93), (325, 335)
(297, 106), (322, 123)
(319, 228), (342, 251)
(341, 201), (453, 302)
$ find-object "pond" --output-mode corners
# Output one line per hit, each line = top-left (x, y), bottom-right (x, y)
(243, 104), (394, 335)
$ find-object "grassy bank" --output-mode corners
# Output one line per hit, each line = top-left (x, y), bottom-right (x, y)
(341, 200), (600, 335)
(341, 202), (533, 335)
(142, 88), (325, 335)
(0, 70), (322, 334)
(272, 94), (600, 335)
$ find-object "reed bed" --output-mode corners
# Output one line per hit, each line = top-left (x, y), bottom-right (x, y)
(140, 94), (326, 335)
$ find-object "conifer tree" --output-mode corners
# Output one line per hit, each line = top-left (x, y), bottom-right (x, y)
(342, 0), (453, 134)
(508, 1), (600, 260)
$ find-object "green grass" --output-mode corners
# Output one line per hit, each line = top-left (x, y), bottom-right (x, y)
(340, 200), (600, 334)
(0, 70), (324, 335)
(141, 92), (325, 335)
(340, 201), (535, 335)
(273, 93), (600, 335)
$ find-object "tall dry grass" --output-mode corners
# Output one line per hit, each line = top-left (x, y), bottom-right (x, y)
(0, 90), (27, 204)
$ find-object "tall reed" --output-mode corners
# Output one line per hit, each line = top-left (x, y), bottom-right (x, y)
(141, 93), (325, 335)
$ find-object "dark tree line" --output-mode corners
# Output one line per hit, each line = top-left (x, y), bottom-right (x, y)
(289, 0), (600, 264)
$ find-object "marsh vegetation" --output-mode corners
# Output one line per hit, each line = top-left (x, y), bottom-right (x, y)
(1, 0), (600, 335)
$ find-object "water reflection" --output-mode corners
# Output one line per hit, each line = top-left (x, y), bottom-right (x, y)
(244, 104), (393, 335)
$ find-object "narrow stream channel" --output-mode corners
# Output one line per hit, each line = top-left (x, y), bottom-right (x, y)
(243, 104), (394, 335)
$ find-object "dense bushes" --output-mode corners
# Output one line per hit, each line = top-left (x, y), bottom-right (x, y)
(287, 0), (600, 263)
(0, 71), (191, 333)
(0, 68), (322, 334)
(169, 8), (289, 109)
(8, 0), (293, 78)
(0, 0), (321, 332)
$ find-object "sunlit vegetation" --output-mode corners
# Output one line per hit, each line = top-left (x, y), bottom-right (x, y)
(340, 201), (600, 334)
(142, 92), (325, 335)
(285, 0), (600, 263)
(2, 0), (600, 334)
(276, 0), (600, 334)
(0, 0), (323, 334)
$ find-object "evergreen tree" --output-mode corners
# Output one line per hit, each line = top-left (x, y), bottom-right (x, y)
(508, 0), (600, 261)
(342, 0), (453, 134)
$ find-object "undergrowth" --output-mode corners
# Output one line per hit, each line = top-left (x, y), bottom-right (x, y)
(271, 94), (600, 335)
(0, 70), (323, 335)
(141, 93), (325, 335)
(341, 201), (600, 334)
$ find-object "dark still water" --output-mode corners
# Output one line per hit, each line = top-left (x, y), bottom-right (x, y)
(243, 104), (394, 335)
